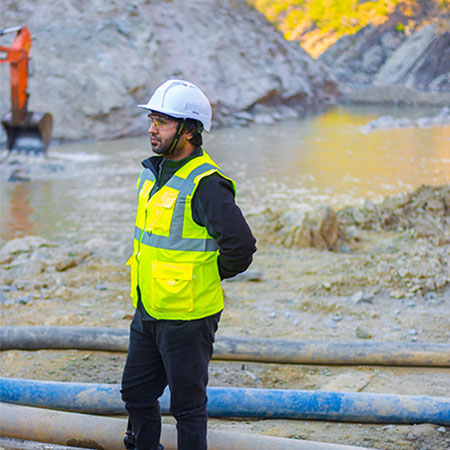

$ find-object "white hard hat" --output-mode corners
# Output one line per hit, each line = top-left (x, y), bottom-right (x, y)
(138, 79), (212, 132)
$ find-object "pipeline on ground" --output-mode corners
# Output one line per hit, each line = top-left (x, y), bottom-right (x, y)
(1, 377), (449, 425)
(0, 402), (377, 450)
(1, 325), (449, 367)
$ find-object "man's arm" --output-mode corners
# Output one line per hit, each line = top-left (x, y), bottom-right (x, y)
(192, 173), (257, 279)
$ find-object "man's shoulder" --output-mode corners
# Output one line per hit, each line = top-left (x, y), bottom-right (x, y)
(196, 171), (234, 197)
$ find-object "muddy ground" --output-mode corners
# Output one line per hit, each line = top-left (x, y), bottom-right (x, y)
(1, 185), (449, 450)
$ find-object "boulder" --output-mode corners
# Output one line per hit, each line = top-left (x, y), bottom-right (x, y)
(279, 206), (339, 250)
(8, 253), (46, 278)
(0, 236), (51, 262)
(53, 245), (92, 272)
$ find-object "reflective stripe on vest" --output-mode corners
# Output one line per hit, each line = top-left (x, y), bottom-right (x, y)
(127, 149), (236, 320)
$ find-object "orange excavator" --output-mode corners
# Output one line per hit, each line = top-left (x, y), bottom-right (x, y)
(0, 25), (52, 155)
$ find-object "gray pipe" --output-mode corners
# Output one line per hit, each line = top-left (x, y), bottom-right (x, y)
(0, 402), (378, 450)
(1, 326), (449, 366)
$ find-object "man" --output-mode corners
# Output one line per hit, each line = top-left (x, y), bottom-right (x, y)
(121, 79), (256, 450)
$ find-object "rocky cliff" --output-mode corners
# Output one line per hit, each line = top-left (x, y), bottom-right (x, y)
(374, 24), (450, 91)
(0, 0), (338, 142)
(320, 21), (450, 104)
(320, 22), (449, 91)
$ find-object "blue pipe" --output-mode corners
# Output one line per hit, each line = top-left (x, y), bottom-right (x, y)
(1, 377), (449, 425)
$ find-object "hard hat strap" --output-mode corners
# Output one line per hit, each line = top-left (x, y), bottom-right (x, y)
(166, 120), (185, 155)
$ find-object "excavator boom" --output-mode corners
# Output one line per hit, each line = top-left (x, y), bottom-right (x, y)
(0, 26), (52, 155)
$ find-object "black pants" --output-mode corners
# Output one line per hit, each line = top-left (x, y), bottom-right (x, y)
(121, 308), (221, 450)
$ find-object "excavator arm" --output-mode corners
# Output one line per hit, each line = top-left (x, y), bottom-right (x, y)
(0, 25), (31, 123)
(0, 26), (52, 155)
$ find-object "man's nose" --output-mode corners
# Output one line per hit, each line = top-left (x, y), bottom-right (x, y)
(148, 122), (158, 134)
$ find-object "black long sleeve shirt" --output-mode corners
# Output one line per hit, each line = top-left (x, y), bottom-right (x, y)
(137, 147), (257, 319)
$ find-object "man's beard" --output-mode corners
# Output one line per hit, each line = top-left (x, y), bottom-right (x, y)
(151, 137), (170, 155)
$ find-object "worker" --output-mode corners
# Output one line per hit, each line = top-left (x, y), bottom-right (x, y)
(121, 79), (257, 450)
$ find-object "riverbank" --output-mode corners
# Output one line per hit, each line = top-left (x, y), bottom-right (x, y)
(341, 85), (450, 107)
(0, 185), (449, 449)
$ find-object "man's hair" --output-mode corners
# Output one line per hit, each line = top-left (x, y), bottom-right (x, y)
(184, 119), (203, 147)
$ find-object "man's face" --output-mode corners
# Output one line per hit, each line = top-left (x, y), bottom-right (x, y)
(148, 113), (180, 155)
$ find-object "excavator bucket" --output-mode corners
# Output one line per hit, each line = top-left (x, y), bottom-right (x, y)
(2, 111), (53, 155)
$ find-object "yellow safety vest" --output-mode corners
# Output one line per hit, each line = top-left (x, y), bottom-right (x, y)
(127, 149), (236, 320)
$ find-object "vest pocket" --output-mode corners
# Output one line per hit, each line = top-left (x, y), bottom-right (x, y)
(151, 261), (194, 312)
(146, 188), (178, 236)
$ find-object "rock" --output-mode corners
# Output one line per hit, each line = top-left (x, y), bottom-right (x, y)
(346, 225), (362, 241)
(327, 318), (338, 329)
(356, 326), (372, 339)
(350, 291), (364, 303)
(55, 258), (79, 272)
(0, 284), (17, 292)
(3, 294), (33, 305)
(390, 290), (405, 299)
(16, 294), (32, 305)
(316, 206), (339, 250)
(1, 0), (338, 141)
(278, 210), (311, 248)
(54, 287), (71, 301)
(279, 206), (339, 251)
(85, 237), (113, 255)
(292, 220), (314, 249)
(54, 245), (91, 272)
(8, 253), (46, 278)
(350, 291), (374, 304)
(8, 169), (31, 182)
(424, 292), (437, 301)
(111, 310), (128, 320)
(0, 236), (51, 261)
(425, 279), (436, 292)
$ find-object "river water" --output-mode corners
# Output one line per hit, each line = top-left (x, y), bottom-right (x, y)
(1, 104), (449, 245)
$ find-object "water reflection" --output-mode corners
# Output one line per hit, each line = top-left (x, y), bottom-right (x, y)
(0, 104), (449, 242)
(4, 183), (34, 238)
(207, 105), (449, 212)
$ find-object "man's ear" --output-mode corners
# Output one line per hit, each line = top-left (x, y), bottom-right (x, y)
(183, 128), (194, 140)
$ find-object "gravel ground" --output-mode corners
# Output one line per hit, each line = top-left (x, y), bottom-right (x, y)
(1, 186), (449, 450)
